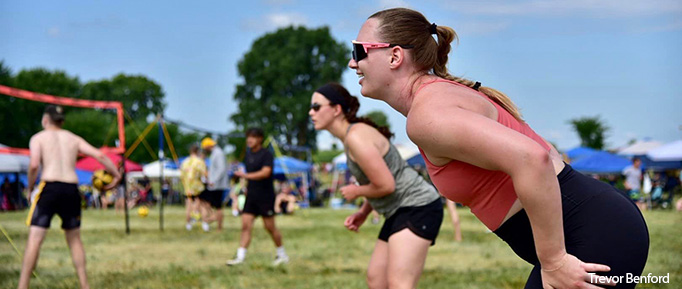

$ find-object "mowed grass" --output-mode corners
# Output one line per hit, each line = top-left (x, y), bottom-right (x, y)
(1, 205), (681, 289)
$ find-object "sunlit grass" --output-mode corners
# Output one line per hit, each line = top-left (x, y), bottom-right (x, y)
(1, 204), (680, 288)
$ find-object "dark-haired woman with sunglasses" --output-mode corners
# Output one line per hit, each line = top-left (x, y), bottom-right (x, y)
(348, 7), (649, 289)
(309, 83), (443, 289)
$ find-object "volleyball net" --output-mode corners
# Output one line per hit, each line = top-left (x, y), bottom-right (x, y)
(0, 84), (126, 155)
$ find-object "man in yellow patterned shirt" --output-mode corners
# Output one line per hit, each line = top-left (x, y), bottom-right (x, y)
(180, 144), (206, 231)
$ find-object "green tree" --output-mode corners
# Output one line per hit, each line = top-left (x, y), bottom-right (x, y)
(568, 116), (610, 150)
(82, 73), (166, 121)
(0, 60), (12, 86)
(231, 26), (350, 149)
(363, 110), (391, 131)
(0, 67), (82, 147)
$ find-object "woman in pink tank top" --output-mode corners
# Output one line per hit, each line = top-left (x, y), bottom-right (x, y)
(347, 7), (649, 289)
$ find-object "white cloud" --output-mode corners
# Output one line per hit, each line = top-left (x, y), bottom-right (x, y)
(546, 129), (565, 140)
(68, 16), (123, 29)
(47, 27), (60, 38)
(444, 0), (682, 18)
(267, 12), (307, 27)
(263, 0), (294, 5)
(379, 0), (410, 9)
(454, 21), (511, 35)
(632, 20), (682, 33)
(242, 12), (308, 32)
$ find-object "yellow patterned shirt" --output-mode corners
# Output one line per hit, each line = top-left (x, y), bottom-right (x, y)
(180, 155), (206, 196)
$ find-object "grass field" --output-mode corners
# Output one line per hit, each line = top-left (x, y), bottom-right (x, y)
(1, 205), (681, 289)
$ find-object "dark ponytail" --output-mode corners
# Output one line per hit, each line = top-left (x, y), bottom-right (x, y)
(318, 83), (394, 140)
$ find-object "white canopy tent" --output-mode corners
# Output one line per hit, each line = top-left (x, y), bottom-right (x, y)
(129, 160), (181, 179)
(617, 140), (662, 156)
(0, 154), (29, 173)
(0, 151), (30, 173)
(646, 140), (682, 162)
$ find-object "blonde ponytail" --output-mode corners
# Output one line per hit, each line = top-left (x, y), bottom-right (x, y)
(371, 8), (524, 122)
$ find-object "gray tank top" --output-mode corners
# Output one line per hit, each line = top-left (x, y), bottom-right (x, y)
(346, 133), (440, 218)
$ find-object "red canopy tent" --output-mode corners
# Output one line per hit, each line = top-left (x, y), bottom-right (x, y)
(76, 153), (143, 172)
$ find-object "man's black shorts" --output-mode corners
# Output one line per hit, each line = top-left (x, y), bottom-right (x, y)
(242, 195), (275, 217)
(199, 189), (224, 209)
(378, 198), (443, 246)
(28, 181), (81, 230)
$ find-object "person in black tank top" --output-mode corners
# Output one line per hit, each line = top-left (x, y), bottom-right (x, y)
(226, 127), (289, 266)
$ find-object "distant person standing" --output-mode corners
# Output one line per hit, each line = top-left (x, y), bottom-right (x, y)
(19, 105), (121, 289)
(226, 128), (288, 266)
(622, 158), (644, 210)
(199, 137), (229, 231)
(445, 199), (463, 242)
(180, 144), (207, 231)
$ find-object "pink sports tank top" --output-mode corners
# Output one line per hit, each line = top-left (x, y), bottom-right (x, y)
(417, 78), (550, 230)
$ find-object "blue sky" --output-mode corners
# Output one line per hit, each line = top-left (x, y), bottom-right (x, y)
(1, 0), (681, 152)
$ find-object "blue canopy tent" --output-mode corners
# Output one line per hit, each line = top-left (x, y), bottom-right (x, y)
(639, 156), (682, 171)
(0, 169), (91, 193)
(566, 147), (599, 161)
(570, 151), (632, 174)
(222, 156), (311, 179)
(76, 169), (94, 185)
(0, 173), (28, 186)
(407, 154), (426, 168)
(274, 156), (312, 176)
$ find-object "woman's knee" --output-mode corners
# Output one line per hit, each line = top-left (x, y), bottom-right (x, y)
(366, 267), (387, 289)
(386, 274), (414, 289)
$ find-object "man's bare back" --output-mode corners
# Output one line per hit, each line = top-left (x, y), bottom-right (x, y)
(29, 129), (82, 184)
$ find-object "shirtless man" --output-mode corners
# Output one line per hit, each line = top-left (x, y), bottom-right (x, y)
(18, 105), (121, 289)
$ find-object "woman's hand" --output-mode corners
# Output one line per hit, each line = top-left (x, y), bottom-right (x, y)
(541, 254), (616, 288)
(340, 184), (361, 201)
(344, 211), (368, 232)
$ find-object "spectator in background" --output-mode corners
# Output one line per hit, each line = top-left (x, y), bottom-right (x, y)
(1, 177), (13, 211)
(199, 137), (229, 231)
(180, 144), (207, 231)
(445, 199), (463, 242)
(622, 157), (645, 211)
(274, 181), (298, 215)
(137, 175), (154, 205)
(114, 162), (127, 213)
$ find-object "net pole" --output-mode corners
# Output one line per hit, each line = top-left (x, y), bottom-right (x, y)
(158, 114), (165, 231)
(120, 144), (130, 235)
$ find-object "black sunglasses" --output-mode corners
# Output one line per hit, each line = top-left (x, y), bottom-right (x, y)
(310, 103), (333, 112)
(351, 41), (415, 62)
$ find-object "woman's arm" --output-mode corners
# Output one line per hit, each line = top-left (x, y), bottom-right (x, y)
(408, 105), (566, 268)
(342, 127), (395, 200)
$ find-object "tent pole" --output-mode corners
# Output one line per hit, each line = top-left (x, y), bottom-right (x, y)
(158, 114), (165, 232)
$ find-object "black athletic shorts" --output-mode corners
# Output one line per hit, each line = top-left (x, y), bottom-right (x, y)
(27, 181), (81, 230)
(199, 189), (224, 209)
(242, 195), (275, 217)
(494, 164), (649, 289)
(378, 198), (443, 246)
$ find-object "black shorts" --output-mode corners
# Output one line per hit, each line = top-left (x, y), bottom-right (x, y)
(27, 182), (81, 230)
(199, 189), (224, 209)
(494, 164), (649, 289)
(379, 198), (443, 246)
(242, 195), (275, 217)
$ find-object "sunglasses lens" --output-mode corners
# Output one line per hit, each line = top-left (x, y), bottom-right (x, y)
(352, 43), (366, 62)
(310, 103), (321, 111)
